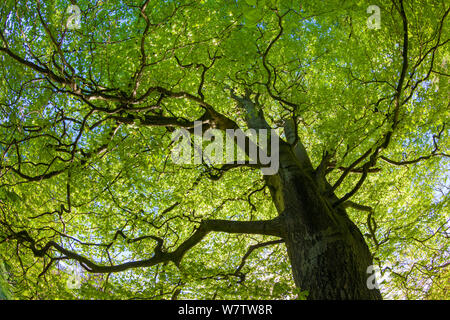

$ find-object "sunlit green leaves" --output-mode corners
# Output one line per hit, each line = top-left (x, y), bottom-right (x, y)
(0, 0), (448, 300)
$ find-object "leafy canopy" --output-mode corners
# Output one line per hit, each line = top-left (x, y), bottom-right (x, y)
(0, 0), (448, 299)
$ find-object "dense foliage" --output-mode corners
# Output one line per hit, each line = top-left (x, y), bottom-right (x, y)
(0, 0), (448, 299)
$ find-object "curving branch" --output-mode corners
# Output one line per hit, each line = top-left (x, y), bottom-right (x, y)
(333, 0), (410, 207)
(342, 201), (374, 213)
(6, 217), (283, 274)
(199, 239), (284, 283)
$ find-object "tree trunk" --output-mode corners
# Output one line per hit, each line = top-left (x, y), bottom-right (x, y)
(265, 146), (382, 300)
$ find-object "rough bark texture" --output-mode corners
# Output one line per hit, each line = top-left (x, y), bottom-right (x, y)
(266, 143), (382, 300)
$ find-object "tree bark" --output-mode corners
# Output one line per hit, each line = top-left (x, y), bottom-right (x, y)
(265, 144), (382, 300)
(230, 93), (381, 299)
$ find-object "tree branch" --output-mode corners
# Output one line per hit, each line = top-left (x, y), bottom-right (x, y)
(8, 217), (282, 274)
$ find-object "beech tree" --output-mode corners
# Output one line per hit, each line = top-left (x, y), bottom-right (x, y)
(0, 0), (448, 300)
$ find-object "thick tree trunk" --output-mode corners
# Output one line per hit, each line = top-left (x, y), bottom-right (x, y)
(230, 94), (382, 299)
(265, 146), (382, 300)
